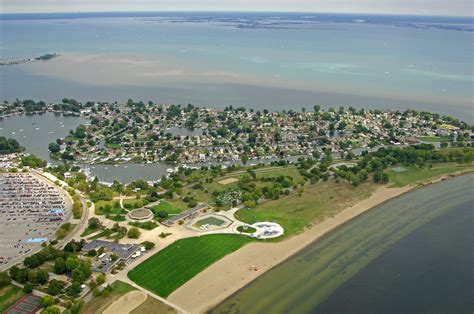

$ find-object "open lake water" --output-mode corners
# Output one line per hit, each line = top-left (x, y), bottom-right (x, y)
(211, 174), (474, 313)
(0, 12), (473, 120)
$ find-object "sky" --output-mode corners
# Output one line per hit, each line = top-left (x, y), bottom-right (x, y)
(0, 0), (472, 16)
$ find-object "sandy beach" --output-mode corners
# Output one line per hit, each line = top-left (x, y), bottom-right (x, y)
(103, 290), (148, 314)
(168, 185), (411, 313)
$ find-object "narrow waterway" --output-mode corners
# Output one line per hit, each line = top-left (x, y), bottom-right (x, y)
(210, 174), (474, 314)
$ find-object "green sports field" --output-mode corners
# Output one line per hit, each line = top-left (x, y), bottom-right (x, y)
(128, 234), (252, 297)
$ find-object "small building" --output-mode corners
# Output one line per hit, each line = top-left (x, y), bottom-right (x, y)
(82, 240), (141, 273)
(161, 203), (211, 227)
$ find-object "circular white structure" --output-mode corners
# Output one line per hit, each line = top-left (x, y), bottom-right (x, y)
(236, 221), (284, 239)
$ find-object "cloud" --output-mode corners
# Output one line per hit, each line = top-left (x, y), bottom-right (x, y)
(1, 0), (472, 16)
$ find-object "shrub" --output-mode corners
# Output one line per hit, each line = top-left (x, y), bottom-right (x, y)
(141, 241), (155, 250)
(127, 227), (141, 239)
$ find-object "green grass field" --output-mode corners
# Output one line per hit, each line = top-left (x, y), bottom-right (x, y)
(0, 284), (26, 313)
(237, 225), (257, 233)
(128, 234), (252, 297)
(388, 163), (474, 187)
(235, 180), (376, 238)
(417, 136), (452, 142)
(122, 198), (147, 209)
(94, 200), (127, 215)
(80, 225), (101, 237)
(150, 201), (185, 215)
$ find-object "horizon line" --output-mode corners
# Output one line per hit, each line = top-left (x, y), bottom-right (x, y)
(0, 10), (472, 19)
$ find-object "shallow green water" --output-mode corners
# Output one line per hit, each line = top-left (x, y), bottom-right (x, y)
(210, 174), (474, 314)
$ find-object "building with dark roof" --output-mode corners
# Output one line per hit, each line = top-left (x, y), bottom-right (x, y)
(161, 203), (211, 227)
(82, 240), (141, 273)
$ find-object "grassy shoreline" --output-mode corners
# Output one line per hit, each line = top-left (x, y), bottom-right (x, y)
(128, 162), (474, 303)
(209, 173), (473, 313)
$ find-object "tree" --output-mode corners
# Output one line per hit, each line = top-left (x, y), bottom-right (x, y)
(23, 283), (34, 293)
(71, 269), (86, 283)
(36, 269), (49, 285)
(68, 281), (82, 297)
(155, 211), (168, 219)
(96, 274), (106, 285)
(65, 257), (79, 272)
(0, 137), (21, 153)
(48, 143), (60, 153)
(47, 279), (65, 295)
(14, 268), (30, 284)
(24, 255), (41, 268)
(87, 217), (102, 229)
(141, 241), (155, 250)
(240, 155), (249, 166)
(54, 257), (66, 274)
(127, 227), (141, 239)
(41, 306), (61, 314)
(39, 295), (56, 308)
(0, 271), (11, 287)
(55, 227), (67, 239)
(313, 104), (321, 113)
(68, 300), (85, 314)
(373, 171), (381, 182)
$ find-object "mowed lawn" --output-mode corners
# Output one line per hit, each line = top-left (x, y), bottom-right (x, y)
(388, 163), (474, 187)
(150, 201), (185, 215)
(128, 234), (252, 297)
(235, 180), (376, 238)
(416, 136), (452, 142)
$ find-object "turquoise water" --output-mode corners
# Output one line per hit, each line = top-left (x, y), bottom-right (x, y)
(211, 174), (474, 313)
(0, 13), (473, 119)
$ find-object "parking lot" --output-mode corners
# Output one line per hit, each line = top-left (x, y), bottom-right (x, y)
(0, 173), (71, 270)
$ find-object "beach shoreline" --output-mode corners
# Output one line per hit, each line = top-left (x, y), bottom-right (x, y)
(168, 172), (469, 313)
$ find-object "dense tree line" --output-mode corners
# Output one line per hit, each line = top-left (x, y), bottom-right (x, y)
(0, 136), (21, 153)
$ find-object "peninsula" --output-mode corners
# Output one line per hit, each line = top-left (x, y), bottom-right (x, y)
(0, 99), (473, 314)
(0, 53), (58, 66)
